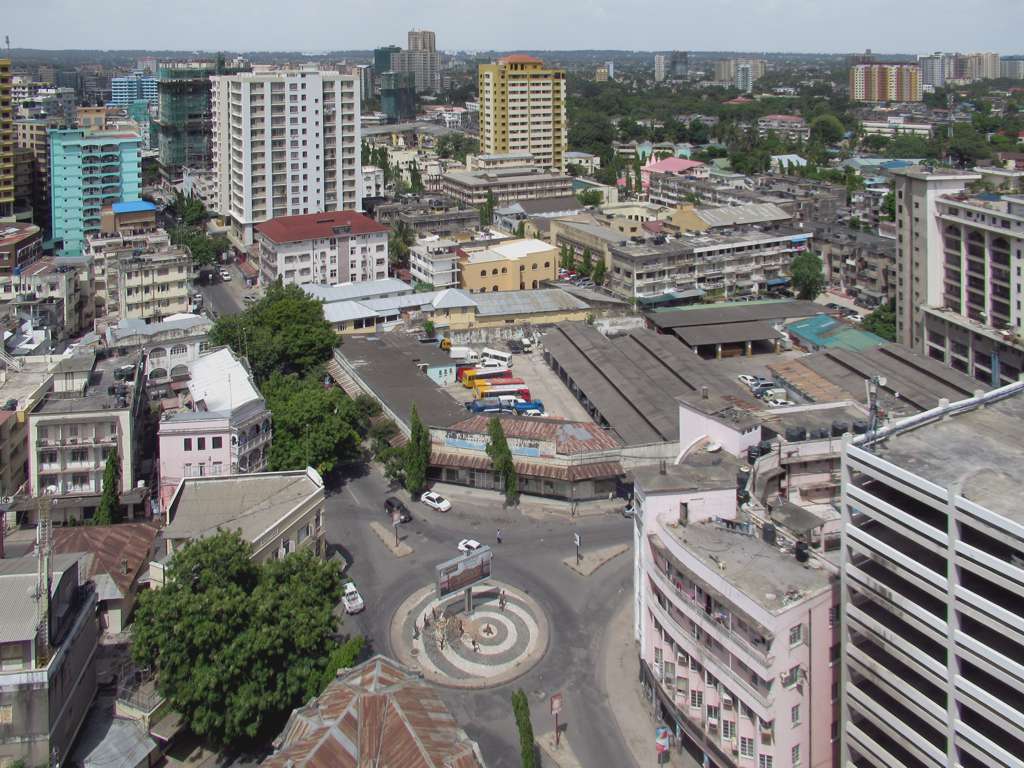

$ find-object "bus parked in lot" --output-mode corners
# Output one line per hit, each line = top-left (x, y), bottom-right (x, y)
(475, 384), (531, 400)
(481, 347), (513, 368)
(472, 377), (524, 397)
(460, 367), (512, 387)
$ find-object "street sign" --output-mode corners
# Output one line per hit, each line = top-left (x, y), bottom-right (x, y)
(655, 726), (672, 753)
(573, 532), (580, 547)
(550, 692), (563, 716)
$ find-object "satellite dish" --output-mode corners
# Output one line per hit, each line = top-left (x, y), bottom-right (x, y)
(877, 376), (887, 388)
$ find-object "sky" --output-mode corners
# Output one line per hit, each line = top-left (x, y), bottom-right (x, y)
(6, 0), (1022, 54)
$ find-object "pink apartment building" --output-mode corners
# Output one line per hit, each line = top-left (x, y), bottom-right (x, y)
(157, 347), (271, 509)
(633, 394), (843, 768)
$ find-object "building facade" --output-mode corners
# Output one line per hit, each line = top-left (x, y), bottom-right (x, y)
(655, 55), (667, 83)
(50, 129), (142, 257)
(840, 383), (1024, 768)
(0, 59), (14, 223)
(441, 166), (572, 207)
(849, 64), (923, 103)
(254, 209), (388, 286)
(410, 235), (459, 288)
(114, 246), (192, 323)
(459, 237), (557, 293)
(380, 70), (417, 122)
(14, 119), (51, 231)
(390, 29), (441, 93)
(211, 66), (362, 245)
(757, 115), (810, 142)
(155, 62), (218, 183)
(478, 55), (567, 172)
(109, 71), (157, 107)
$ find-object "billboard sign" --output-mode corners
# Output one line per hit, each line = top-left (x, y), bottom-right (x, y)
(436, 546), (493, 598)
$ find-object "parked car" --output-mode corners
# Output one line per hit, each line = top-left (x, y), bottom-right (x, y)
(746, 376), (774, 390)
(764, 397), (794, 408)
(242, 294), (256, 305)
(826, 302), (841, 311)
(420, 491), (451, 512)
(220, 272), (232, 282)
(849, 314), (864, 324)
(458, 538), (482, 553)
(385, 496), (412, 523)
(751, 382), (779, 396)
(737, 374), (759, 387)
(342, 581), (365, 614)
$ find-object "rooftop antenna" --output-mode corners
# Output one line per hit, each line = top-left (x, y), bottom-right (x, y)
(865, 375), (886, 441)
(4, 36), (10, 54)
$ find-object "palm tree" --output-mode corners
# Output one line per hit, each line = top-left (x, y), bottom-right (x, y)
(388, 220), (416, 271)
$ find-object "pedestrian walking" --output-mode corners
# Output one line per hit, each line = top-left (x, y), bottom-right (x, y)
(496, 528), (503, 544)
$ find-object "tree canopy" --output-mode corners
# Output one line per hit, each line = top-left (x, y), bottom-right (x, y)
(809, 114), (845, 145)
(209, 283), (338, 384)
(862, 300), (896, 342)
(486, 416), (518, 505)
(170, 226), (230, 269)
(132, 532), (342, 746)
(789, 251), (826, 301)
(403, 404), (431, 495)
(94, 450), (121, 525)
(435, 133), (479, 163)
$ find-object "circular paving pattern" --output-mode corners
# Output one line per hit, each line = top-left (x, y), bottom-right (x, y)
(390, 580), (549, 689)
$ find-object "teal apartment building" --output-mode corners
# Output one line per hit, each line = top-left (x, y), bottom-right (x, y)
(50, 129), (142, 257)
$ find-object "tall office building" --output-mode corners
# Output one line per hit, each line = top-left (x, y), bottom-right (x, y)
(0, 59), (13, 223)
(918, 53), (950, 87)
(849, 63), (922, 102)
(670, 51), (689, 79)
(390, 29), (441, 93)
(840, 381), (1024, 768)
(15, 119), (52, 231)
(109, 71), (158, 106)
(211, 66), (362, 246)
(380, 71), (416, 122)
(1001, 58), (1024, 79)
(50, 129), (142, 257)
(478, 55), (566, 172)
(654, 55), (667, 82)
(373, 44), (402, 93)
(605, 60), (615, 79)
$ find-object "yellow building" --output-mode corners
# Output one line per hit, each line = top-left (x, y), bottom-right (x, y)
(459, 238), (558, 293)
(595, 66), (609, 82)
(849, 63), (922, 103)
(478, 55), (566, 172)
(0, 59), (14, 222)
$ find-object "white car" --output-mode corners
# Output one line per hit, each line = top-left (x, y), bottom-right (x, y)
(342, 581), (365, 614)
(220, 272), (232, 282)
(737, 374), (758, 387)
(458, 538), (482, 553)
(764, 397), (794, 408)
(420, 491), (451, 512)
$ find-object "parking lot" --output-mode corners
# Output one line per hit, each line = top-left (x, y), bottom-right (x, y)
(441, 342), (593, 422)
(706, 351), (812, 405)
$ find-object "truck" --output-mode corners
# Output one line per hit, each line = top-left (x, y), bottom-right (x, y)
(466, 398), (505, 413)
(512, 399), (545, 414)
(448, 346), (479, 363)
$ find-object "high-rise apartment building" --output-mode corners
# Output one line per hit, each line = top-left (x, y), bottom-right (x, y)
(50, 129), (142, 257)
(109, 70), (158, 106)
(606, 60), (615, 79)
(670, 51), (689, 79)
(849, 63), (922, 102)
(478, 55), (566, 172)
(211, 66), (362, 246)
(0, 59), (13, 223)
(390, 29), (441, 93)
(373, 45), (402, 93)
(380, 71), (416, 122)
(595, 66), (609, 83)
(840, 381), (1024, 768)
(918, 53), (950, 87)
(964, 52), (1000, 81)
(654, 55), (667, 82)
(891, 166), (1024, 387)
(1001, 58), (1024, 79)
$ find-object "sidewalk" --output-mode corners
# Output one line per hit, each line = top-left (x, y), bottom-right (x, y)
(424, 481), (623, 520)
(602, 597), (700, 768)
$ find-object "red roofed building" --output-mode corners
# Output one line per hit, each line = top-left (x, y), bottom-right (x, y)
(262, 655), (485, 768)
(254, 210), (390, 287)
(640, 156), (709, 189)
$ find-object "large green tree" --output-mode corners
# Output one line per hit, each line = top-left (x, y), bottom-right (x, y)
(170, 226), (230, 269)
(511, 689), (538, 768)
(809, 114), (845, 145)
(789, 251), (826, 301)
(403, 404), (430, 495)
(261, 375), (372, 475)
(862, 300), (896, 342)
(209, 283), (338, 384)
(93, 450), (121, 525)
(389, 220), (416, 269)
(132, 532), (342, 746)
(486, 416), (518, 505)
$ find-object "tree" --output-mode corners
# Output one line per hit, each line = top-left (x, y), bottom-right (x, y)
(170, 226), (230, 269)
(209, 283), (338, 384)
(404, 404), (430, 495)
(559, 244), (573, 271)
(479, 190), (496, 227)
(862, 300), (896, 342)
(318, 635), (366, 691)
(409, 161), (424, 194)
(576, 188), (603, 207)
(881, 190), (896, 221)
(93, 450), (121, 525)
(511, 689), (538, 768)
(389, 220), (416, 268)
(261, 374), (367, 476)
(789, 251), (826, 301)
(131, 532), (342, 746)
(422, 319), (435, 337)
(172, 191), (207, 226)
(486, 416), (518, 505)
(515, 221), (526, 238)
(809, 114), (845, 145)
(862, 134), (890, 152)
(580, 247), (593, 277)
(591, 260), (607, 286)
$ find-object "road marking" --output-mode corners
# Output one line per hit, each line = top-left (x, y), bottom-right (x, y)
(346, 484), (361, 505)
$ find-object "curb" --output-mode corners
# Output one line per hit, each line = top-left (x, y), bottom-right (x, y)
(369, 521), (414, 557)
(563, 543), (630, 576)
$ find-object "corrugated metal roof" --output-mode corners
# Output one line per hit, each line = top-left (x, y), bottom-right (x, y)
(673, 320), (783, 347)
(471, 288), (588, 317)
(695, 202), (792, 229)
(262, 656), (482, 768)
(53, 521), (160, 599)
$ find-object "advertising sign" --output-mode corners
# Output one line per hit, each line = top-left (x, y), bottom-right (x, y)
(436, 546), (493, 598)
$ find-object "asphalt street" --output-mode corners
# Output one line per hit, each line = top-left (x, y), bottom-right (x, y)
(326, 465), (638, 768)
(199, 263), (246, 318)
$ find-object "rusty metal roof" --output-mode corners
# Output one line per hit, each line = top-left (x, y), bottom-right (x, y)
(430, 449), (622, 483)
(262, 656), (483, 768)
(447, 414), (620, 455)
(53, 521), (160, 598)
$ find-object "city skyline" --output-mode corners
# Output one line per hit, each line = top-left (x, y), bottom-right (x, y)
(4, 0), (1022, 54)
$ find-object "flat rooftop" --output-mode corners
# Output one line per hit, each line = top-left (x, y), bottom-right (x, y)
(647, 300), (828, 331)
(0, 359), (53, 409)
(33, 353), (139, 415)
(165, 470), (322, 544)
(631, 449), (739, 495)
(758, 403), (867, 439)
(672, 320), (783, 347)
(336, 335), (468, 430)
(655, 519), (833, 613)
(863, 385), (1024, 522)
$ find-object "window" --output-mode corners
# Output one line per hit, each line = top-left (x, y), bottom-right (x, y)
(197, 437), (206, 451)
(740, 737), (755, 759)
(791, 744), (801, 766)
(783, 665), (801, 688)
(721, 720), (735, 740)
(706, 704), (720, 723)
(184, 463), (192, 477)
(791, 704), (800, 725)
(183, 438), (192, 451)
(689, 689), (702, 710)
(759, 755), (773, 768)
(212, 461), (223, 476)
(170, 344), (187, 356)
(789, 624), (802, 646)
(0, 704), (11, 724)
(212, 436), (223, 449)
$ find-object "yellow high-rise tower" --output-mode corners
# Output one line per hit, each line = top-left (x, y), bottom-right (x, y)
(478, 55), (566, 172)
(0, 59), (14, 222)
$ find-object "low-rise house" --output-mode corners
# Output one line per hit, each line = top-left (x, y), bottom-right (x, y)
(409, 236), (460, 289)
(255, 210), (390, 287)
(114, 246), (193, 324)
(458, 238), (558, 293)
(157, 347), (271, 508)
(262, 656), (485, 768)
(156, 467), (326, 578)
(373, 195), (478, 238)
(99, 313), (214, 389)
(0, 553), (99, 767)
(494, 196), (584, 234)
(640, 157), (709, 190)
(53, 521), (160, 634)
(564, 150), (601, 175)
(441, 167), (573, 207)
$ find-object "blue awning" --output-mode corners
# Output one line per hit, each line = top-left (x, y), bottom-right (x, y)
(766, 277), (791, 287)
(789, 234), (811, 243)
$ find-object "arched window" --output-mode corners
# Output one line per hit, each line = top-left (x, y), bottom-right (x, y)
(480, 269), (486, 277)
(148, 368), (167, 380)
(492, 285), (499, 292)
(149, 347), (167, 359)
(492, 268), (499, 275)
(170, 344), (187, 356)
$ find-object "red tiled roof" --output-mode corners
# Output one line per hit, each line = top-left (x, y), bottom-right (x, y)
(53, 521), (160, 597)
(500, 54), (542, 64)
(446, 414), (620, 453)
(255, 211), (388, 244)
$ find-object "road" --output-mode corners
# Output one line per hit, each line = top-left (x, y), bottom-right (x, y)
(199, 263), (247, 318)
(326, 465), (638, 768)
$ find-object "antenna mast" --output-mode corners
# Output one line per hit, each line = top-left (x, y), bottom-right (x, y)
(36, 497), (53, 664)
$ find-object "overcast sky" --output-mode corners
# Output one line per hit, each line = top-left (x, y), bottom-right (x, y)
(6, 0), (1021, 54)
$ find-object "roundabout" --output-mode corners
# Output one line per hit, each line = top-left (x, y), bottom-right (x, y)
(389, 580), (549, 689)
